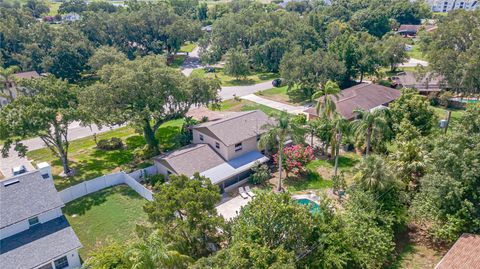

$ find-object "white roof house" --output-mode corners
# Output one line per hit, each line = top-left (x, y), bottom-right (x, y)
(154, 110), (271, 193)
(0, 170), (82, 269)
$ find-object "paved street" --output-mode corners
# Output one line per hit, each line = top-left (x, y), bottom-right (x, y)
(400, 58), (429, 67)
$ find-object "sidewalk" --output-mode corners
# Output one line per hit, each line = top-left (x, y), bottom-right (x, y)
(240, 94), (306, 114)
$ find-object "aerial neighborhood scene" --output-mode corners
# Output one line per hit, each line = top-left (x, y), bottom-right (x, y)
(1, 0), (479, 268)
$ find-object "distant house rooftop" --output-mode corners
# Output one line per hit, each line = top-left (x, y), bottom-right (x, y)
(435, 233), (480, 269)
(12, 71), (40, 79)
(153, 144), (225, 177)
(0, 216), (82, 269)
(392, 71), (445, 92)
(304, 83), (401, 120)
(192, 110), (271, 146)
(0, 171), (64, 229)
(397, 24), (437, 36)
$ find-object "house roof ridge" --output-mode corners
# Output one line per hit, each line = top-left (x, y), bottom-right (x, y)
(203, 110), (258, 127)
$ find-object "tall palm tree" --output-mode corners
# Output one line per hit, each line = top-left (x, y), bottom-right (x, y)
(127, 230), (192, 269)
(259, 111), (304, 192)
(352, 108), (388, 156)
(0, 66), (21, 103)
(313, 80), (341, 119)
(331, 113), (350, 177)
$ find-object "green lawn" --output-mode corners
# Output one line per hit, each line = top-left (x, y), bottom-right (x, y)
(407, 45), (428, 61)
(191, 68), (278, 86)
(180, 43), (196, 53)
(215, 99), (281, 117)
(170, 54), (187, 68)
(284, 153), (360, 193)
(64, 185), (148, 258)
(431, 106), (466, 129)
(390, 242), (443, 269)
(27, 119), (184, 190)
(255, 85), (306, 105)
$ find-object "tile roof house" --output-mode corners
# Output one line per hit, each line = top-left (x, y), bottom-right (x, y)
(304, 83), (401, 121)
(435, 233), (480, 269)
(0, 170), (82, 269)
(154, 110), (270, 193)
(1, 70), (41, 107)
(392, 71), (446, 94)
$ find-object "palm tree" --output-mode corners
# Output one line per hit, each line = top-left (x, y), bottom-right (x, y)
(127, 230), (192, 269)
(331, 113), (350, 177)
(353, 155), (393, 192)
(313, 80), (341, 119)
(352, 108), (388, 156)
(0, 66), (21, 103)
(258, 111), (304, 192)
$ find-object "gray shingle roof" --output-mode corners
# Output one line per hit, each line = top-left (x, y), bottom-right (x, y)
(192, 110), (271, 146)
(0, 216), (82, 269)
(305, 83), (401, 120)
(0, 171), (64, 229)
(154, 144), (225, 177)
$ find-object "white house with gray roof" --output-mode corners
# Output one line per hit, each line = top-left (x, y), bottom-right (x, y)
(154, 110), (271, 193)
(0, 169), (82, 269)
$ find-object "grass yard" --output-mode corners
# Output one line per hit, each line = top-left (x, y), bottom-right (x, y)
(214, 99), (281, 117)
(284, 153), (360, 193)
(191, 68), (278, 86)
(390, 242), (443, 269)
(180, 43), (196, 53)
(431, 106), (466, 129)
(170, 54), (187, 68)
(64, 185), (148, 258)
(255, 85), (307, 105)
(26, 119), (184, 190)
(407, 45), (428, 61)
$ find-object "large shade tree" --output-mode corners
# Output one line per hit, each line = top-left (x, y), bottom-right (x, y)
(0, 76), (81, 175)
(258, 111), (305, 191)
(80, 55), (220, 155)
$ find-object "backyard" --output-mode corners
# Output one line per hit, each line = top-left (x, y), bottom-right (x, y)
(64, 185), (148, 258)
(191, 68), (278, 86)
(26, 119), (184, 190)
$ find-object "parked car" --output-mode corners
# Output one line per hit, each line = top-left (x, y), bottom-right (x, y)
(12, 165), (27, 176)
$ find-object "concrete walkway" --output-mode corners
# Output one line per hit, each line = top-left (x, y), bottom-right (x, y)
(400, 58), (429, 67)
(240, 94), (307, 114)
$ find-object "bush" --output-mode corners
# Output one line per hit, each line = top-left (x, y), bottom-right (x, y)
(145, 174), (165, 187)
(97, 137), (123, 150)
(274, 145), (314, 177)
(250, 163), (271, 185)
(272, 78), (283, 87)
(133, 145), (157, 160)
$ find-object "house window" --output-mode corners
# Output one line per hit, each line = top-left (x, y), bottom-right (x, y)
(54, 256), (69, 269)
(215, 142), (220, 149)
(199, 134), (204, 141)
(234, 142), (242, 152)
(38, 263), (53, 269)
(28, 217), (39, 227)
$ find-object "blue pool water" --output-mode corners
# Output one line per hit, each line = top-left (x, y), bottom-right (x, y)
(296, 198), (321, 214)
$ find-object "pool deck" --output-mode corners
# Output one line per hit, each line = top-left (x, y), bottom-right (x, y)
(216, 194), (252, 220)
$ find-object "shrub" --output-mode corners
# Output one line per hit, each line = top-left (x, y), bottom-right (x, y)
(332, 173), (347, 193)
(274, 145), (314, 177)
(145, 174), (165, 187)
(97, 137), (123, 150)
(133, 145), (157, 160)
(250, 163), (271, 185)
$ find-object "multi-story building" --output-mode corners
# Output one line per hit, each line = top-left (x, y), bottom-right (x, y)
(426, 0), (478, 12)
(0, 165), (82, 269)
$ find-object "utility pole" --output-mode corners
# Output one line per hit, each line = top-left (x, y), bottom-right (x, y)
(444, 110), (452, 134)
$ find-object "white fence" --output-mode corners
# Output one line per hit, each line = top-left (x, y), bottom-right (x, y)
(59, 166), (157, 203)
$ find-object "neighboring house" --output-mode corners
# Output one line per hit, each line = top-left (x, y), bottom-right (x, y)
(0, 70), (40, 106)
(304, 83), (401, 121)
(392, 71), (445, 94)
(62, 13), (81, 22)
(435, 233), (480, 269)
(0, 166), (82, 269)
(397, 24), (437, 37)
(201, 25), (212, 33)
(426, 0), (478, 12)
(154, 110), (271, 193)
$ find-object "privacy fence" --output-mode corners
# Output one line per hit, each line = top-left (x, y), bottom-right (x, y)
(58, 166), (157, 203)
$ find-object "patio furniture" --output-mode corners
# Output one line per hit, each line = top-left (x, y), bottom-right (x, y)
(238, 187), (249, 199)
(245, 186), (256, 197)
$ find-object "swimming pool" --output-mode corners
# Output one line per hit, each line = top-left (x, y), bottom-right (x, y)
(450, 98), (479, 104)
(296, 198), (321, 214)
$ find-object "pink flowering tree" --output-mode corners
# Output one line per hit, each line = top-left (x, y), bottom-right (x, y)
(274, 145), (314, 177)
